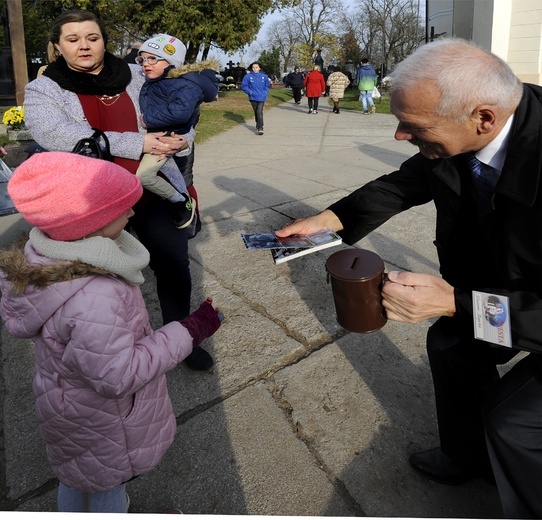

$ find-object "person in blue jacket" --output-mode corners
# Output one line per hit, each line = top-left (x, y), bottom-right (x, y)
(241, 62), (270, 135)
(137, 34), (218, 229)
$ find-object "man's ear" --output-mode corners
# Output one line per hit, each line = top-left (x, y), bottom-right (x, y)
(472, 105), (496, 134)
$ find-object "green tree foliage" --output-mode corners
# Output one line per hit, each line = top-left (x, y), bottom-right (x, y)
(338, 30), (362, 67)
(258, 46), (281, 78)
(4, 0), (296, 69)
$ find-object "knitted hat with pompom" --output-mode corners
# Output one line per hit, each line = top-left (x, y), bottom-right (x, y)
(8, 152), (142, 241)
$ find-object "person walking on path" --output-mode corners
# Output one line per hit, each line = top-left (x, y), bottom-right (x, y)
(285, 66), (304, 104)
(356, 58), (378, 114)
(0, 152), (223, 513)
(277, 37), (542, 519)
(241, 62), (270, 135)
(326, 67), (350, 113)
(303, 65), (326, 114)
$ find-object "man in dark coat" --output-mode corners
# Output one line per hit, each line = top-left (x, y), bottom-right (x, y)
(285, 66), (304, 104)
(275, 38), (542, 519)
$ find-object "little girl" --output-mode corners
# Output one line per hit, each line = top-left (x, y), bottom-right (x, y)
(0, 152), (223, 513)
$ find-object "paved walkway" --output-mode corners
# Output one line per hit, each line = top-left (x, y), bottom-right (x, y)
(0, 96), (503, 517)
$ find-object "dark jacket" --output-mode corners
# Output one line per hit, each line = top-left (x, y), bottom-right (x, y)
(139, 61), (219, 134)
(285, 71), (304, 88)
(329, 83), (542, 354)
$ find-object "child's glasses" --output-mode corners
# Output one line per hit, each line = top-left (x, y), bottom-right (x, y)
(135, 56), (167, 65)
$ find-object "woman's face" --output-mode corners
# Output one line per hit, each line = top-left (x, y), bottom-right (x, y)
(55, 21), (105, 74)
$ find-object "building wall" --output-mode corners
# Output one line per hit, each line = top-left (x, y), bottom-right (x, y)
(504, 0), (542, 84)
(426, 0), (542, 85)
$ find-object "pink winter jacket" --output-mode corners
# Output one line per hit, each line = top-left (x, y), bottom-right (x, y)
(0, 240), (194, 492)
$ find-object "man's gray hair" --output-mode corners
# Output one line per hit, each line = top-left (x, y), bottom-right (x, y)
(389, 38), (523, 122)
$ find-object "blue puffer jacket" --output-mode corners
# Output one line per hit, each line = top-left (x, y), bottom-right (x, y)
(241, 71), (270, 102)
(140, 61), (219, 134)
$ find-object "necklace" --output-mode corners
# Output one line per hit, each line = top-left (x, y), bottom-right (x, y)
(96, 93), (121, 107)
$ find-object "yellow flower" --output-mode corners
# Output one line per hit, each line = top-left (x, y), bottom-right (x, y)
(2, 106), (25, 130)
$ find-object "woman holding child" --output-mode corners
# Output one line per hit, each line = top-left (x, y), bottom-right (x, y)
(23, 10), (213, 370)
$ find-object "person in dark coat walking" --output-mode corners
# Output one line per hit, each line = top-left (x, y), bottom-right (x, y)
(285, 66), (304, 104)
(276, 38), (542, 519)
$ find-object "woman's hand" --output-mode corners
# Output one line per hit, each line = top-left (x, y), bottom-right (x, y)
(274, 209), (343, 238)
(143, 131), (189, 160)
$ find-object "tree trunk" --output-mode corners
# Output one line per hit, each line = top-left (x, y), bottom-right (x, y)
(185, 42), (199, 64)
(201, 43), (210, 61)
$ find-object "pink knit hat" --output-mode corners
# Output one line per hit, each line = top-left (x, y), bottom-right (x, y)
(8, 152), (142, 241)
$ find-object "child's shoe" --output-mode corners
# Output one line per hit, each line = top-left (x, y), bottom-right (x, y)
(173, 196), (196, 229)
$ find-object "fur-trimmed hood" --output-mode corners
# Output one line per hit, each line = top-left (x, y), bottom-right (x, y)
(0, 236), (107, 295)
(0, 237), (108, 338)
(165, 59), (220, 103)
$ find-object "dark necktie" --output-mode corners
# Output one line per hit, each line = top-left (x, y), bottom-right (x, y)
(465, 154), (493, 214)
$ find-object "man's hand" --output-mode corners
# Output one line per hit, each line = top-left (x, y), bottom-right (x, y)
(274, 209), (343, 238)
(382, 271), (456, 323)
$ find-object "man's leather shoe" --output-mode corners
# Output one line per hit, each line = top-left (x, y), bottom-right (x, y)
(409, 447), (476, 485)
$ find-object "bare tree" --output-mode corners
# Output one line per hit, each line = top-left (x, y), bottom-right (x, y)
(266, 18), (304, 73)
(354, 0), (424, 74)
(264, 0), (345, 69)
(261, 0), (423, 73)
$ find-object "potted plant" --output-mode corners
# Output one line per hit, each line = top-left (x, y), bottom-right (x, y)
(2, 106), (32, 141)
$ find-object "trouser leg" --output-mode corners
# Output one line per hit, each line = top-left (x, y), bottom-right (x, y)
(173, 144), (195, 188)
(483, 354), (542, 519)
(136, 154), (173, 199)
(129, 194), (191, 322)
(58, 483), (128, 513)
(250, 100), (264, 129)
(426, 317), (517, 474)
(359, 91), (368, 111)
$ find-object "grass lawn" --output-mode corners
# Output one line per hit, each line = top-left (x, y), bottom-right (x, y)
(1, 86), (391, 146)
